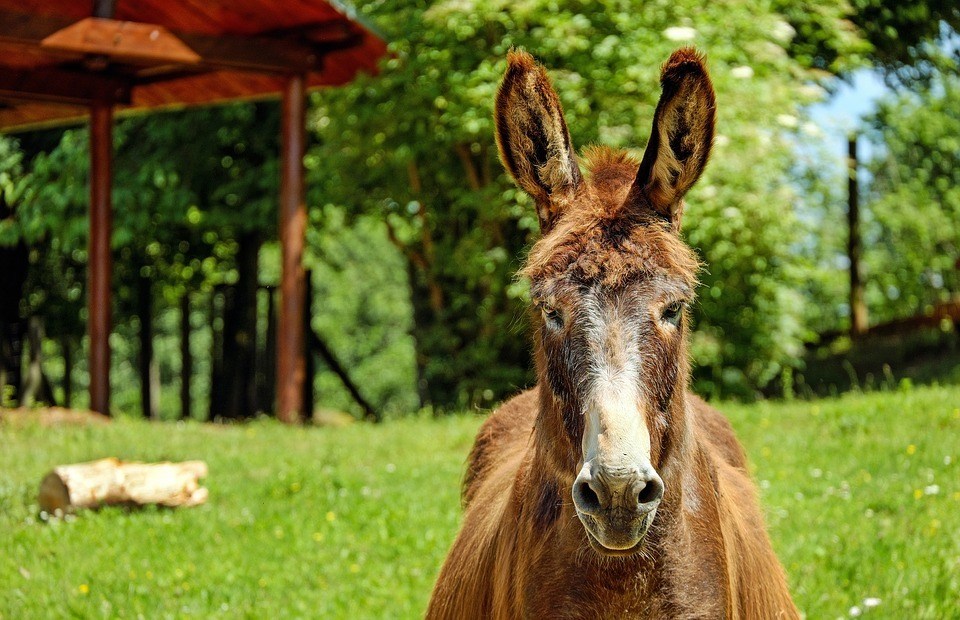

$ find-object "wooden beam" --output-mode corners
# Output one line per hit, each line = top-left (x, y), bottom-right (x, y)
(88, 101), (113, 415)
(0, 10), (358, 75)
(0, 69), (131, 106)
(177, 32), (320, 74)
(93, 0), (117, 19)
(276, 74), (307, 424)
(42, 18), (201, 66)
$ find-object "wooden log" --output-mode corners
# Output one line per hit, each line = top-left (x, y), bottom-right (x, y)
(38, 458), (208, 513)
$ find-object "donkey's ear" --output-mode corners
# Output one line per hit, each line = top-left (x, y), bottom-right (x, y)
(495, 49), (582, 232)
(628, 48), (716, 230)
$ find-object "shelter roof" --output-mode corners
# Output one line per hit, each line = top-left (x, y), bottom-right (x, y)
(0, 0), (387, 131)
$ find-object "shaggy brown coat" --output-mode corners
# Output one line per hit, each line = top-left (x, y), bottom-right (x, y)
(427, 49), (798, 620)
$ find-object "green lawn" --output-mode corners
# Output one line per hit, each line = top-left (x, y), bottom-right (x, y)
(2, 386), (959, 619)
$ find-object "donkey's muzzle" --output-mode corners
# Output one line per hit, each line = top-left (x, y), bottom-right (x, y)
(572, 462), (664, 552)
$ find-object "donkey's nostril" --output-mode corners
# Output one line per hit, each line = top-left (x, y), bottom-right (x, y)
(637, 476), (664, 508)
(574, 480), (602, 514)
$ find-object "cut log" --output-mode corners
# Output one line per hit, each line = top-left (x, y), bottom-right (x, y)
(38, 458), (208, 513)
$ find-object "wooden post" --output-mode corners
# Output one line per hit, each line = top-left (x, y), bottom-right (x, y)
(88, 102), (112, 415)
(258, 286), (277, 414)
(276, 74), (307, 424)
(303, 270), (315, 419)
(137, 270), (158, 419)
(179, 292), (192, 420)
(848, 136), (868, 337)
(93, 0), (116, 18)
(61, 336), (72, 408)
(208, 287), (225, 419)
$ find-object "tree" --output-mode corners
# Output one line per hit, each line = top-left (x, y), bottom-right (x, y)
(309, 0), (860, 402)
(0, 136), (31, 404)
(776, 0), (960, 81)
(861, 72), (960, 321)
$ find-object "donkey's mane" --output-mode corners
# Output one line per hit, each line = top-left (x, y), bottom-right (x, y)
(523, 146), (701, 289)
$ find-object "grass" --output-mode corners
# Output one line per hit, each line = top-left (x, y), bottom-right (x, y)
(1, 385), (959, 619)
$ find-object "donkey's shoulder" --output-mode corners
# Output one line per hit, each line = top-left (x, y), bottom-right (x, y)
(688, 394), (748, 470)
(462, 388), (539, 506)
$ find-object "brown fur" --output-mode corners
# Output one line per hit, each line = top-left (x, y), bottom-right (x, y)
(427, 49), (798, 619)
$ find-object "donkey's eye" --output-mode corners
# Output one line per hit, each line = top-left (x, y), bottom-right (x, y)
(661, 302), (684, 327)
(542, 306), (564, 331)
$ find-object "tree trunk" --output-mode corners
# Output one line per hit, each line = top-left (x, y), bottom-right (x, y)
(138, 271), (159, 419)
(0, 241), (28, 406)
(21, 316), (56, 407)
(258, 286), (277, 415)
(309, 328), (380, 422)
(39, 458), (208, 513)
(61, 336), (72, 408)
(848, 136), (868, 337)
(180, 292), (192, 420)
(405, 259), (433, 409)
(208, 287), (226, 419)
(220, 233), (261, 419)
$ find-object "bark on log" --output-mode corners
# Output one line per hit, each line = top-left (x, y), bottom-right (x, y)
(39, 458), (208, 513)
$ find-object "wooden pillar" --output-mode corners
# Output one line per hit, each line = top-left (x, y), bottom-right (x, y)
(848, 135), (868, 337)
(179, 293), (192, 420)
(303, 270), (315, 420)
(88, 102), (113, 415)
(276, 74), (307, 424)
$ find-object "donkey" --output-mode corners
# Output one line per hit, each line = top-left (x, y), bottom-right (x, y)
(426, 49), (799, 619)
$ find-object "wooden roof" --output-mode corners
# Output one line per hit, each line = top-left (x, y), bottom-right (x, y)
(0, 0), (387, 132)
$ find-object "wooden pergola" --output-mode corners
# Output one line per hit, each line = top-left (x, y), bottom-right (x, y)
(0, 0), (386, 423)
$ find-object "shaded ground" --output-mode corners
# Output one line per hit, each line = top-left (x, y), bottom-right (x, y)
(0, 407), (111, 427)
(792, 328), (960, 397)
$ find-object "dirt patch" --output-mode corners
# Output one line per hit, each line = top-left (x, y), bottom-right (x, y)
(0, 407), (111, 427)
(312, 408), (356, 428)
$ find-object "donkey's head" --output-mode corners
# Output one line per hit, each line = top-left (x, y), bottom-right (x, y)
(496, 49), (715, 555)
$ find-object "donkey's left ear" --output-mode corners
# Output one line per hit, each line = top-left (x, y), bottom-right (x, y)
(627, 48), (716, 230)
(495, 49), (583, 233)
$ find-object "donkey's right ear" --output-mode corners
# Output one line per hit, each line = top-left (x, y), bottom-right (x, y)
(495, 50), (582, 233)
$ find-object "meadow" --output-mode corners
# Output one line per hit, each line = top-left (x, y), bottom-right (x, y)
(1, 385), (959, 619)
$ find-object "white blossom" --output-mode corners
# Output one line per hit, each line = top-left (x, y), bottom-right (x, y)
(663, 26), (697, 42)
(731, 65), (754, 79)
(770, 19), (796, 43)
(776, 114), (799, 128)
(863, 598), (882, 609)
(798, 84), (828, 101)
(802, 122), (824, 138)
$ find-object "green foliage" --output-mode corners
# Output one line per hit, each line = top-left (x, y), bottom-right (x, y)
(312, 0), (850, 400)
(849, 0), (960, 83)
(862, 73), (960, 321)
(0, 135), (29, 245)
(2, 385), (960, 616)
(775, 0), (960, 81)
(305, 207), (420, 417)
(5, 1), (957, 410)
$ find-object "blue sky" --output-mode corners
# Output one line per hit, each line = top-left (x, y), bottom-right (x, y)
(808, 70), (889, 161)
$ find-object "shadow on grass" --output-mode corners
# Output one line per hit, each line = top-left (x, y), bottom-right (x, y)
(786, 327), (960, 398)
